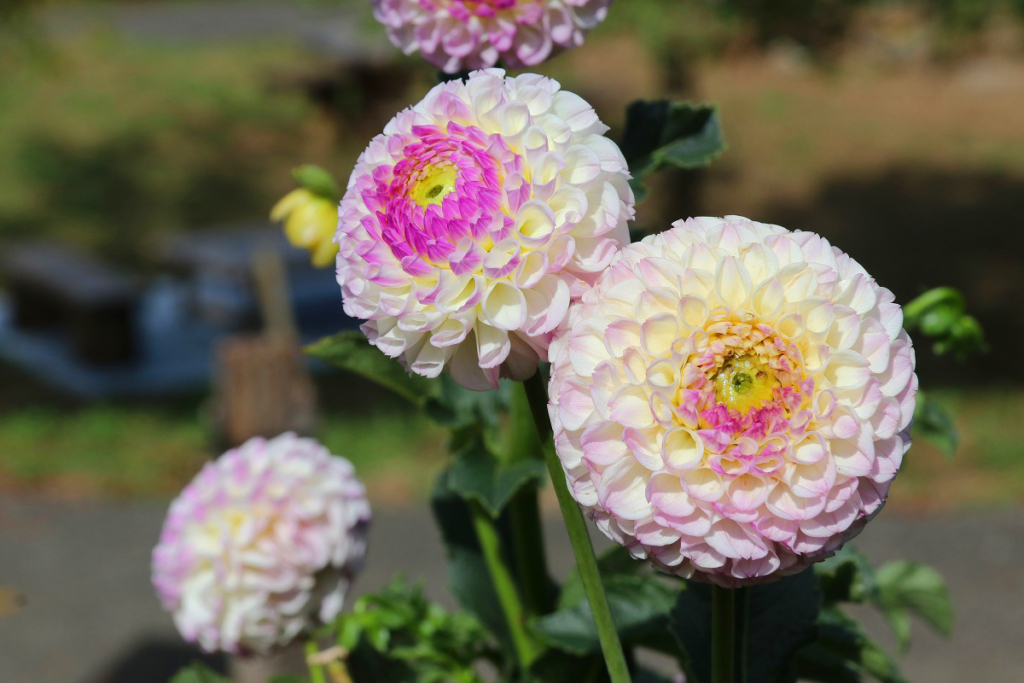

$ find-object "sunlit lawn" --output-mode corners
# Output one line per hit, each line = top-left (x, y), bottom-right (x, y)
(0, 383), (1021, 510)
(0, 398), (448, 503)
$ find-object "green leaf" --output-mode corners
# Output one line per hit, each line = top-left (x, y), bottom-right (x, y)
(170, 663), (229, 683)
(671, 569), (821, 683)
(556, 545), (642, 610)
(430, 471), (516, 658)
(534, 574), (679, 656)
(903, 286), (987, 361)
(875, 561), (954, 651)
(305, 331), (434, 405)
(447, 435), (546, 517)
(797, 606), (907, 683)
(292, 164), (340, 200)
(621, 100), (726, 180)
(269, 677), (308, 683)
(332, 577), (494, 683)
(423, 375), (511, 431)
(912, 391), (959, 457)
(815, 545), (880, 606)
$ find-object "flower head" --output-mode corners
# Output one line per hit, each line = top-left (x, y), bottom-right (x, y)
(372, 0), (611, 73)
(548, 216), (917, 585)
(152, 433), (370, 654)
(337, 69), (634, 390)
(273, 166), (343, 268)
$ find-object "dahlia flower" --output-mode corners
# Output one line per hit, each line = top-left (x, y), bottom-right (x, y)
(548, 216), (917, 585)
(372, 0), (611, 73)
(272, 188), (340, 268)
(152, 433), (371, 654)
(336, 69), (634, 390)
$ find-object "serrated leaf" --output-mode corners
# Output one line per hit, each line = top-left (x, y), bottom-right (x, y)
(621, 100), (726, 179)
(912, 391), (959, 457)
(306, 331), (434, 405)
(447, 435), (546, 517)
(292, 164), (340, 200)
(672, 569), (820, 683)
(534, 574), (679, 656)
(170, 663), (230, 683)
(875, 561), (954, 651)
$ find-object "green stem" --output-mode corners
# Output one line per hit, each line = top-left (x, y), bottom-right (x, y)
(523, 372), (633, 683)
(508, 486), (556, 615)
(712, 586), (736, 683)
(508, 380), (556, 616)
(736, 586), (750, 683)
(305, 639), (328, 683)
(469, 499), (542, 670)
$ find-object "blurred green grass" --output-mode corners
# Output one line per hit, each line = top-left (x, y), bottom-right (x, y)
(0, 30), (322, 265)
(0, 385), (1020, 510)
(0, 400), (448, 501)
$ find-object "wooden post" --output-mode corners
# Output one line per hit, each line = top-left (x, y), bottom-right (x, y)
(212, 247), (320, 681)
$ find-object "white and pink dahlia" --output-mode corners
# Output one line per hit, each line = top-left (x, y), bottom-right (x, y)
(548, 216), (917, 585)
(337, 69), (634, 390)
(372, 0), (611, 73)
(152, 433), (371, 655)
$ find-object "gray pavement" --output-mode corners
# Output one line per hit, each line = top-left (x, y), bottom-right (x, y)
(1, 495), (1022, 682)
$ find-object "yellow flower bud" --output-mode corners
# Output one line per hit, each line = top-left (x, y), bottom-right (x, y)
(271, 188), (339, 268)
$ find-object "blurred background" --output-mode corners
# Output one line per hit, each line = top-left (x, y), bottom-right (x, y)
(0, 1), (1022, 682)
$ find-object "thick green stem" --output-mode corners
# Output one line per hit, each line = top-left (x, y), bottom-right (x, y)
(305, 639), (328, 683)
(712, 585), (736, 683)
(469, 499), (542, 670)
(523, 372), (633, 683)
(508, 381), (556, 616)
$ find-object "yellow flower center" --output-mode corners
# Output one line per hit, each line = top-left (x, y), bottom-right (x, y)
(410, 165), (458, 208)
(712, 354), (780, 414)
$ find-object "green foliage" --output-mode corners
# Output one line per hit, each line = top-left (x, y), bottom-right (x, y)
(306, 332), (434, 405)
(714, 0), (870, 55)
(331, 578), (497, 683)
(903, 287), (986, 361)
(796, 607), (907, 683)
(816, 546), (882, 606)
(169, 663), (229, 683)
(814, 545), (953, 655)
(448, 433), (546, 517)
(0, 35), (311, 265)
(671, 570), (821, 683)
(430, 471), (519, 661)
(912, 391), (960, 457)
(534, 574), (679, 656)
(874, 561), (954, 651)
(292, 164), (340, 201)
(901, 286), (985, 456)
(620, 100), (726, 201)
(423, 375), (511, 434)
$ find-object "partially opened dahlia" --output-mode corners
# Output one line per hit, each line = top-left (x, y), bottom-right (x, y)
(548, 216), (917, 585)
(337, 69), (634, 390)
(152, 433), (371, 654)
(372, 0), (611, 73)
